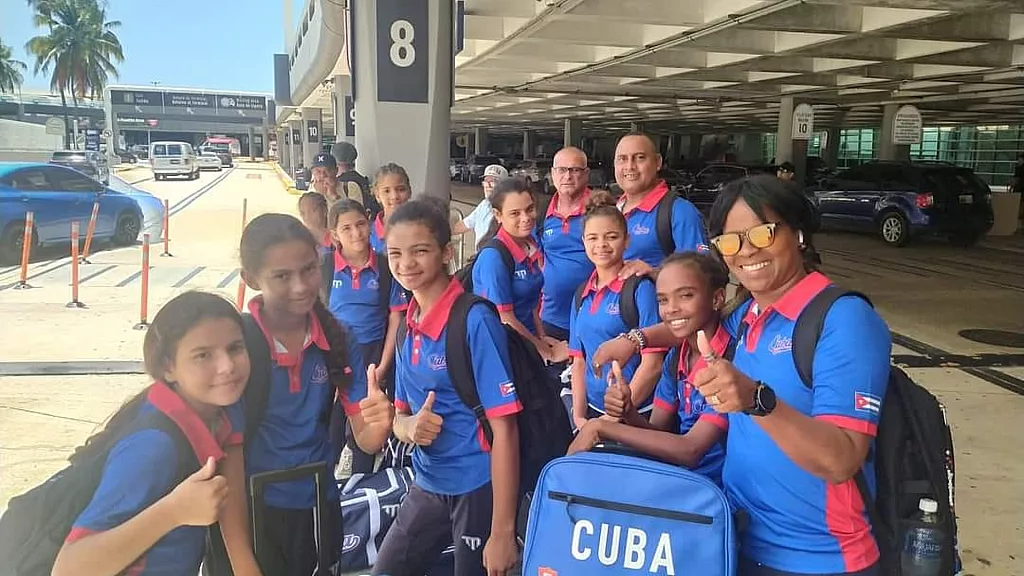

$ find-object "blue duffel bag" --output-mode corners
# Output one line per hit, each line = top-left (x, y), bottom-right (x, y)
(522, 445), (738, 576)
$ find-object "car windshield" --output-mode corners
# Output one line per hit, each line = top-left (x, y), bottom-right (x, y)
(52, 151), (86, 160)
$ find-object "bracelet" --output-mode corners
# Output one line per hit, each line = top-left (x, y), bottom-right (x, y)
(628, 328), (648, 351)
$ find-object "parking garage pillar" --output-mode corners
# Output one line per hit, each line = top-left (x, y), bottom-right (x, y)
(823, 109), (847, 169)
(523, 130), (535, 158)
(687, 135), (702, 160)
(288, 119), (302, 172)
(248, 127), (256, 161)
(352, 0), (453, 200)
(300, 108), (322, 169)
(629, 122), (644, 133)
(564, 119), (582, 148)
(474, 128), (489, 155)
(333, 75), (355, 145)
(879, 104), (911, 161)
(775, 96), (808, 180)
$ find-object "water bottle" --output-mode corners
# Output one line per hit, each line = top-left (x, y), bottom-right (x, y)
(901, 498), (944, 576)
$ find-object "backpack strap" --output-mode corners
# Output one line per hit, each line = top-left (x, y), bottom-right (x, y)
(573, 281), (587, 314)
(444, 292), (495, 446)
(655, 191), (676, 257)
(792, 285), (872, 389)
(485, 239), (516, 277)
(376, 250), (393, 313)
(320, 245), (335, 306)
(618, 275), (646, 330)
(241, 314), (273, 444)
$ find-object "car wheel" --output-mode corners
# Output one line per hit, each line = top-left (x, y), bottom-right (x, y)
(878, 212), (909, 246)
(113, 212), (141, 246)
(0, 223), (36, 265)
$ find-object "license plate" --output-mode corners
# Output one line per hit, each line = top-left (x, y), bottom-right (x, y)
(958, 194), (973, 204)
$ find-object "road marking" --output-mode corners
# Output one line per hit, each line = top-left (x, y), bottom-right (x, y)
(115, 270), (142, 287)
(173, 266), (206, 288)
(217, 268), (240, 288)
(78, 264), (118, 285)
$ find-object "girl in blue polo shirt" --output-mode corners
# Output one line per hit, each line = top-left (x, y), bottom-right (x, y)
(473, 177), (562, 364)
(325, 198), (409, 474)
(568, 191), (666, 431)
(368, 162), (413, 252)
(52, 291), (248, 576)
(218, 214), (395, 576)
(568, 251), (730, 485)
(374, 199), (521, 576)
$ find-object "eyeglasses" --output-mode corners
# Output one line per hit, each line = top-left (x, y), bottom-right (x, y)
(710, 222), (779, 256)
(552, 166), (587, 176)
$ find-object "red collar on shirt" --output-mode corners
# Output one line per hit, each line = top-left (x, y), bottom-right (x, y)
(617, 180), (670, 216)
(676, 323), (731, 378)
(374, 213), (385, 238)
(246, 295), (330, 357)
(147, 382), (239, 463)
(495, 227), (543, 266)
(334, 248), (378, 274)
(580, 269), (624, 299)
(321, 230), (333, 248)
(406, 279), (464, 340)
(546, 188), (591, 219)
(741, 271), (832, 324)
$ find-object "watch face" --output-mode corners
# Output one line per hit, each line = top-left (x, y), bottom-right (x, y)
(759, 384), (777, 412)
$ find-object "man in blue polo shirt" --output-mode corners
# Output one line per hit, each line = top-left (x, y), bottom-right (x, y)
(614, 133), (707, 267)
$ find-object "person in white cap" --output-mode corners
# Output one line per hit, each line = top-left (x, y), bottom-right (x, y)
(452, 164), (508, 248)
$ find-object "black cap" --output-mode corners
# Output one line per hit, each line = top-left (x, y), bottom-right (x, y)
(331, 141), (358, 164)
(312, 152), (337, 170)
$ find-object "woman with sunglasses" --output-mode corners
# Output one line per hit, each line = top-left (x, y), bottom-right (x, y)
(588, 175), (891, 576)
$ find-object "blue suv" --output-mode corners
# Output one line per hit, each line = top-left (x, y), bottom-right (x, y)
(811, 161), (994, 247)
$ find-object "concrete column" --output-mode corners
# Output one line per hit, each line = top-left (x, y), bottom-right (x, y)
(823, 110), (848, 169)
(465, 133), (473, 159)
(288, 119), (302, 172)
(275, 128), (284, 164)
(522, 130), (535, 158)
(687, 135), (702, 160)
(474, 128), (488, 155)
(879, 104), (911, 161)
(248, 127), (256, 161)
(353, 0), (453, 201)
(333, 75), (355, 144)
(775, 97), (795, 164)
(262, 126), (270, 160)
(735, 133), (763, 164)
(300, 107), (322, 169)
(564, 119), (582, 148)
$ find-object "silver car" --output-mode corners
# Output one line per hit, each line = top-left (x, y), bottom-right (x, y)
(197, 151), (223, 171)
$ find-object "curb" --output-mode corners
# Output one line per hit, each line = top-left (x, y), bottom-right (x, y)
(270, 162), (301, 195)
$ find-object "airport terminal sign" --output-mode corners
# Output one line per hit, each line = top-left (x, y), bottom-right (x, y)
(166, 92), (214, 108)
(110, 88), (268, 115)
(376, 0), (429, 103)
(110, 90), (162, 107)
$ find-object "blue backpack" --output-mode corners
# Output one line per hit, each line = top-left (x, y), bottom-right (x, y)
(522, 445), (737, 576)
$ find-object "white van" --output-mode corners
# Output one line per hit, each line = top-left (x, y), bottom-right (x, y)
(149, 141), (200, 181)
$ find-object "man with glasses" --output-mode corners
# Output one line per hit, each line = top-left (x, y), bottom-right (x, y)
(453, 164), (508, 249)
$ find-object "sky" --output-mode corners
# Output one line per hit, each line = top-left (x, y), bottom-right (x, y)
(0, 0), (286, 94)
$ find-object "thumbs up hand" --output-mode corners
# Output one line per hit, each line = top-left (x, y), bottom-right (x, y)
(359, 364), (395, 430)
(691, 329), (757, 413)
(602, 361), (635, 421)
(168, 457), (228, 527)
(410, 391), (444, 446)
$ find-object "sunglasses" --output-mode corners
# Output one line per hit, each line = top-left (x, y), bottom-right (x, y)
(710, 222), (779, 256)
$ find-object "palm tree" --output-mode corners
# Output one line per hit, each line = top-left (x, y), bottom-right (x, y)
(26, 0), (124, 148)
(0, 40), (27, 95)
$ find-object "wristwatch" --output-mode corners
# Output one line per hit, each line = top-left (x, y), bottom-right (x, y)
(744, 382), (777, 417)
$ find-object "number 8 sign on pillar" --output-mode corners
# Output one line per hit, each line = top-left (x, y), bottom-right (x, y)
(376, 0), (429, 104)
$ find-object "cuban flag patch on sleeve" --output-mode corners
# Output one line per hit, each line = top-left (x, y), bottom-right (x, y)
(854, 392), (881, 415)
(500, 382), (516, 398)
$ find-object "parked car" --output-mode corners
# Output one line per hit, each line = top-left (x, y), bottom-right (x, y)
(111, 148), (138, 165)
(197, 152), (223, 172)
(450, 158), (466, 179)
(107, 174), (166, 241)
(811, 161), (994, 247)
(49, 150), (109, 185)
(512, 159), (553, 192)
(683, 164), (775, 213)
(198, 144), (234, 168)
(464, 155), (503, 183)
(0, 163), (144, 263)
(150, 141), (199, 181)
(129, 144), (149, 160)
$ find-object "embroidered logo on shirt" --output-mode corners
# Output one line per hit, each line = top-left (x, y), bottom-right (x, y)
(311, 363), (330, 385)
(514, 269), (528, 280)
(428, 354), (447, 371)
(697, 243), (709, 252)
(368, 278), (379, 290)
(768, 334), (792, 355)
(855, 392), (881, 415)
(545, 228), (555, 236)
(461, 535), (483, 551)
(332, 279), (344, 288)
(606, 303), (620, 315)
(500, 382), (516, 397)
(631, 224), (651, 236)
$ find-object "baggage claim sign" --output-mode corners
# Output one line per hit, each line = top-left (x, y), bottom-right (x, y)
(109, 88), (269, 134)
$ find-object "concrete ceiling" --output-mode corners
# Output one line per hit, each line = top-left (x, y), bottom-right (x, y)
(452, 0), (1024, 136)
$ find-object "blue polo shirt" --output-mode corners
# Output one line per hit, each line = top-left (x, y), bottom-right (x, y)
(652, 324), (730, 485)
(394, 280), (522, 496)
(721, 272), (890, 574)
(568, 273), (665, 412)
(243, 297), (368, 509)
(369, 213), (386, 253)
(328, 250), (409, 345)
(539, 190), (594, 332)
(617, 180), (708, 267)
(67, 382), (243, 576)
(472, 227), (544, 335)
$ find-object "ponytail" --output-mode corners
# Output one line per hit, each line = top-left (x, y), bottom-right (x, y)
(312, 299), (354, 393)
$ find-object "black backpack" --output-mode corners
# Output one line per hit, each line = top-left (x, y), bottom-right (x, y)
(396, 292), (572, 541)
(783, 286), (960, 576)
(572, 274), (649, 330)
(452, 239), (514, 294)
(654, 190), (676, 257)
(338, 170), (379, 219)
(319, 247), (393, 314)
(0, 410), (197, 576)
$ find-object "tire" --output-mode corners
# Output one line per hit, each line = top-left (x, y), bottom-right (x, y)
(878, 212), (909, 246)
(0, 223), (35, 265)
(155, 174), (163, 181)
(113, 212), (141, 246)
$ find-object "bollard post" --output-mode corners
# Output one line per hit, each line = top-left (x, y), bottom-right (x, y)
(234, 198), (249, 310)
(66, 221), (85, 308)
(80, 201), (100, 263)
(134, 233), (151, 330)
(159, 199), (173, 257)
(14, 212), (34, 290)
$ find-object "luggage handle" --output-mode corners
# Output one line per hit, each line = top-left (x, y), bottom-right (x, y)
(590, 442), (675, 467)
(249, 461), (331, 575)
